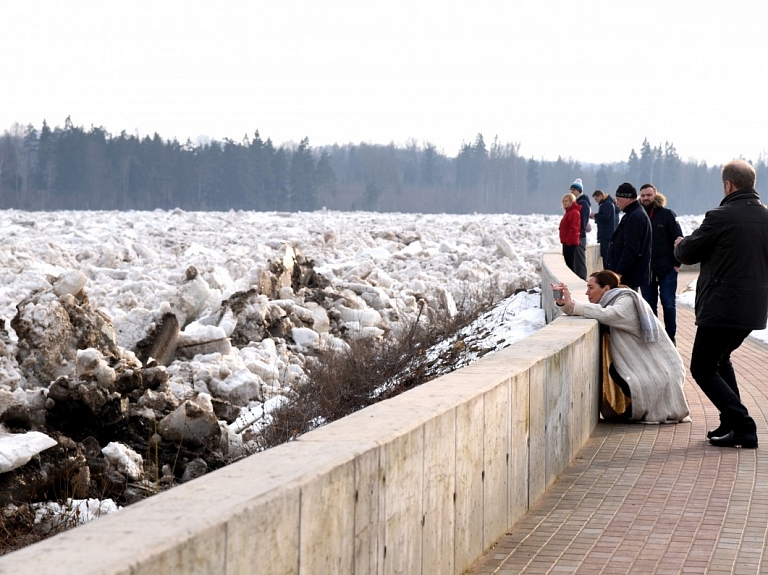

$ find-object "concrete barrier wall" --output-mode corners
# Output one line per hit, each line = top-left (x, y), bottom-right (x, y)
(0, 250), (601, 575)
(542, 245), (600, 324)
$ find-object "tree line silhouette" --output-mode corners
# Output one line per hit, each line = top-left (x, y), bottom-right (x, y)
(2, 118), (767, 215)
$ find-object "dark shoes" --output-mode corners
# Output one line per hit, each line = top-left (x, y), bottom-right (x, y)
(707, 424), (732, 439)
(709, 430), (758, 449)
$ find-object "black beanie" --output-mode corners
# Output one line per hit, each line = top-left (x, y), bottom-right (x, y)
(615, 183), (637, 199)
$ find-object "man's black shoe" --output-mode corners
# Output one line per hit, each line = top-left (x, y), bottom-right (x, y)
(707, 424), (732, 439)
(709, 430), (758, 448)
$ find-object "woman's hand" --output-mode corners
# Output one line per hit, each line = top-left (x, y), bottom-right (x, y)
(551, 282), (575, 311)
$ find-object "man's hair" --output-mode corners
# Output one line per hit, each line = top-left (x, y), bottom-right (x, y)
(722, 159), (756, 190)
(592, 189), (604, 198)
(639, 183), (657, 192)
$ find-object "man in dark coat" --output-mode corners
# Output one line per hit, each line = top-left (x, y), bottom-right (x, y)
(591, 189), (619, 268)
(569, 178), (590, 280)
(674, 159), (768, 448)
(607, 183), (651, 291)
(639, 184), (683, 343)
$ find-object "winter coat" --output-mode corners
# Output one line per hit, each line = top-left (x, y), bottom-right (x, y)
(644, 193), (682, 276)
(576, 194), (591, 237)
(607, 200), (652, 287)
(564, 289), (690, 423)
(674, 188), (768, 330)
(559, 202), (581, 246)
(594, 195), (620, 243)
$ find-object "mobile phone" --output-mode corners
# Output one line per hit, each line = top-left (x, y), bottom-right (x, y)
(553, 289), (563, 299)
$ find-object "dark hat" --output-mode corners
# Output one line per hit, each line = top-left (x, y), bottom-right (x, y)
(615, 183), (637, 199)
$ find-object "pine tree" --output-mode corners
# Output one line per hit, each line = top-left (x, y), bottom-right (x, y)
(271, 147), (290, 211)
(21, 124), (38, 201)
(638, 138), (654, 184)
(662, 141), (682, 208)
(290, 137), (317, 211)
(526, 157), (539, 194)
(420, 143), (438, 186)
(595, 164), (609, 192)
(34, 120), (54, 202)
(0, 134), (20, 205)
(626, 149), (639, 184)
(315, 151), (336, 208)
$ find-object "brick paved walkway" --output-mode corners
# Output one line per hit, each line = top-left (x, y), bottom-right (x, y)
(467, 273), (768, 574)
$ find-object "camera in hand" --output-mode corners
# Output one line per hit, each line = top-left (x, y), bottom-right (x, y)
(553, 289), (563, 299)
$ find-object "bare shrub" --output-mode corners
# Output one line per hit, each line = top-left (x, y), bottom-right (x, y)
(261, 282), (508, 448)
(1, 501), (85, 556)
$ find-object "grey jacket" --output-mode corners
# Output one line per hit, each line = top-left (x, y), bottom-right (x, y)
(567, 291), (689, 423)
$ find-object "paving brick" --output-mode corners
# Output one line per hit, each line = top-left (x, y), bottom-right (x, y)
(465, 276), (768, 574)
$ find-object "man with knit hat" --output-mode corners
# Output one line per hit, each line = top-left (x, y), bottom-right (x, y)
(569, 178), (590, 280)
(607, 183), (651, 291)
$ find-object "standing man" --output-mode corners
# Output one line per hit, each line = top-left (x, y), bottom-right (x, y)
(591, 189), (620, 269)
(569, 178), (590, 280)
(639, 184), (683, 344)
(674, 159), (768, 448)
(607, 183), (651, 291)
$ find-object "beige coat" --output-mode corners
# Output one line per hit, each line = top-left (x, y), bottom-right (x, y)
(566, 293), (691, 423)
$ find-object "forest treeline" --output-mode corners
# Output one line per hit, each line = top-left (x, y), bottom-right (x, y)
(1, 118), (766, 216)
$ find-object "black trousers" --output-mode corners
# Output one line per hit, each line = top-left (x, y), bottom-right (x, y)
(690, 326), (756, 433)
(574, 234), (587, 280)
(562, 244), (578, 276)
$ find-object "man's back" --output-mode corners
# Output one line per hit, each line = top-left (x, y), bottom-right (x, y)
(608, 200), (652, 289)
(595, 195), (619, 241)
(673, 160), (763, 449)
(676, 188), (768, 329)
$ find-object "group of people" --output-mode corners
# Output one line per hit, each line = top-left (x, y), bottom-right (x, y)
(555, 159), (768, 448)
(559, 178), (681, 340)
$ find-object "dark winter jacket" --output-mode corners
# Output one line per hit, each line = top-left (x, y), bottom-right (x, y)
(576, 194), (591, 238)
(674, 188), (768, 330)
(607, 200), (652, 288)
(594, 195), (620, 243)
(644, 193), (683, 276)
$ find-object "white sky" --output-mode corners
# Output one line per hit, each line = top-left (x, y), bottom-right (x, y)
(3, 1), (768, 165)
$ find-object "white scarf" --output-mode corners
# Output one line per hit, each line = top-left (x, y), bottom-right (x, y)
(599, 288), (660, 343)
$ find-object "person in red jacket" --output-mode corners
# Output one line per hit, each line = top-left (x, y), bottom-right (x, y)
(560, 192), (582, 276)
